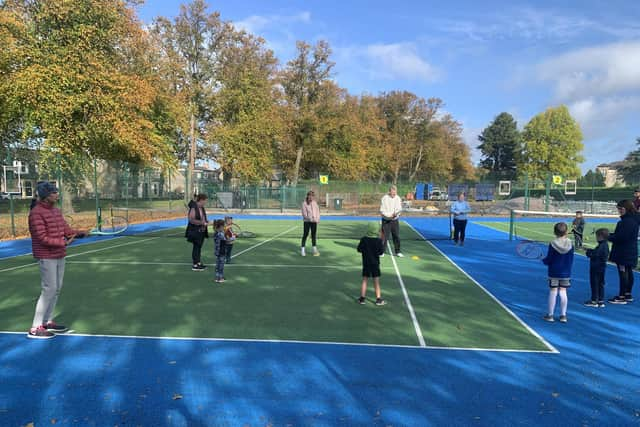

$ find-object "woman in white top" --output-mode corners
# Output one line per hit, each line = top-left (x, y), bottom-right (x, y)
(301, 191), (320, 256)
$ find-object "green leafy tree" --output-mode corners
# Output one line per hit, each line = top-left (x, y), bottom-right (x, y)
(209, 30), (282, 183)
(620, 137), (640, 185)
(520, 105), (584, 181)
(577, 169), (605, 187)
(478, 112), (521, 180)
(280, 40), (334, 185)
(152, 0), (230, 196)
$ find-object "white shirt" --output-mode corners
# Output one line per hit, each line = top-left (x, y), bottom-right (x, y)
(380, 194), (402, 219)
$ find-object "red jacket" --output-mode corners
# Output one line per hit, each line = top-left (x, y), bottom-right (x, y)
(29, 201), (77, 259)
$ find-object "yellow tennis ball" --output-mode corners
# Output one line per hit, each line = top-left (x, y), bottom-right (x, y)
(411, 255), (420, 260)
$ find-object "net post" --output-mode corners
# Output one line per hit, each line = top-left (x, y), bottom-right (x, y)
(9, 193), (16, 238)
(509, 209), (514, 241)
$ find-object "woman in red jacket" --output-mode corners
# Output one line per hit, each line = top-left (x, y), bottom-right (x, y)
(27, 182), (86, 339)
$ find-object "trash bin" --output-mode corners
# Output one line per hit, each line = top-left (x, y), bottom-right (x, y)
(333, 198), (343, 210)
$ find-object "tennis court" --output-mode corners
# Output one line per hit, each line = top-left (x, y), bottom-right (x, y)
(0, 218), (549, 351)
(1, 215), (639, 426)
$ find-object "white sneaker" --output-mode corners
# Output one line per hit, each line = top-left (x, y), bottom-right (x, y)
(396, 253), (404, 258)
(312, 247), (320, 256)
(301, 248), (306, 256)
(380, 253), (385, 258)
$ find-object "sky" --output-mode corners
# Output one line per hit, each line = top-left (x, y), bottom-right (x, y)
(136, 0), (640, 173)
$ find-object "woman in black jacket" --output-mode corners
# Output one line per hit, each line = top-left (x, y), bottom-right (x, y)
(608, 200), (640, 304)
(186, 194), (209, 271)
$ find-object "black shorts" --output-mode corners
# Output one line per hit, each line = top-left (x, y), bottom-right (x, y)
(362, 264), (381, 278)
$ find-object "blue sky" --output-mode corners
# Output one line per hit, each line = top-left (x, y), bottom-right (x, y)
(137, 0), (640, 173)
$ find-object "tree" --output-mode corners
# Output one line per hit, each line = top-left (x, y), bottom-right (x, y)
(520, 105), (584, 181)
(209, 29), (282, 183)
(577, 169), (605, 187)
(620, 137), (640, 185)
(152, 0), (230, 196)
(2, 0), (174, 164)
(478, 112), (520, 180)
(280, 40), (335, 185)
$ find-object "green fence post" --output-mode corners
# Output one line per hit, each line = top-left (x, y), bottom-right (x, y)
(9, 193), (16, 238)
(509, 209), (514, 241)
(524, 173), (530, 211)
(93, 158), (101, 228)
(545, 172), (551, 212)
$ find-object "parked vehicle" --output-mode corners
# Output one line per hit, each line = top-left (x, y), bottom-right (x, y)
(429, 189), (448, 201)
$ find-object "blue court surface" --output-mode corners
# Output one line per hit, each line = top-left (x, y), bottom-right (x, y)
(1, 216), (639, 426)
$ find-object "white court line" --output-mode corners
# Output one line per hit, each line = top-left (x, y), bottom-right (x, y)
(405, 221), (558, 354)
(387, 240), (426, 348)
(231, 225), (299, 259)
(0, 330), (554, 353)
(0, 237), (159, 274)
(66, 260), (388, 269)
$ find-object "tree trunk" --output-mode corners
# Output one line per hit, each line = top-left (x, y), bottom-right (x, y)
(187, 112), (196, 202)
(292, 145), (303, 186)
(409, 146), (424, 181)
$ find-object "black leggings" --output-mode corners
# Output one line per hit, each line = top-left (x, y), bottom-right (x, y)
(616, 264), (634, 297)
(453, 219), (468, 243)
(191, 234), (205, 265)
(302, 222), (317, 247)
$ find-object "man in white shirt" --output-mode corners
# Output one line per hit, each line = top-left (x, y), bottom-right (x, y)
(380, 185), (404, 257)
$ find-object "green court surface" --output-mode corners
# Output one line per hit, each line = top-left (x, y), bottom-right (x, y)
(0, 219), (549, 351)
(477, 218), (618, 249)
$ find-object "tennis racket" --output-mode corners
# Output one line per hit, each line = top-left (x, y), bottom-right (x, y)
(90, 216), (129, 236)
(228, 222), (256, 238)
(516, 240), (547, 259)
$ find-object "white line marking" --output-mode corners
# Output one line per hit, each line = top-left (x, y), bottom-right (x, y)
(387, 239), (426, 348)
(0, 331), (555, 353)
(66, 260), (384, 269)
(0, 237), (159, 273)
(405, 221), (559, 353)
(231, 225), (299, 259)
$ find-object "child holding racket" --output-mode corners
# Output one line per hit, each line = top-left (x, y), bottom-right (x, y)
(542, 222), (574, 323)
(571, 211), (585, 249)
(213, 219), (227, 283)
(224, 216), (237, 263)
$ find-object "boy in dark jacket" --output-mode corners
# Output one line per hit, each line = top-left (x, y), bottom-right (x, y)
(542, 222), (574, 323)
(584, 228), (610, 307)
(357, 222), (386, 306)
(608, 199), (640, 304)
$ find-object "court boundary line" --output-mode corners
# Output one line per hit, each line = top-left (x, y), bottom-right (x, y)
(387, 241), (426, 348)
(0, 330), (556, 353)
(66, 260), (395, 269)
(404, 220), (559, 354)
(231, 225), (299, 259)
(0, 237), (160, 273)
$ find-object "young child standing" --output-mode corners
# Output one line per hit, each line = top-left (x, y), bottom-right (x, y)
(542, 222), (574, 323)
(584, 228), (610, 307)
(223, 216), (236, 263)
(572, 211), (585, 249)
(357, 222), (386, 306)
(213, 219), (227, 283)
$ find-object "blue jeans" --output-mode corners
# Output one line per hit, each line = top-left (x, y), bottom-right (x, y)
(215, 256), (225, 279)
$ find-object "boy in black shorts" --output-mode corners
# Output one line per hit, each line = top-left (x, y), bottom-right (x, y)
(357, 222), (386, 306)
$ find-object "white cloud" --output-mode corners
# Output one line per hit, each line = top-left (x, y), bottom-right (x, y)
(363, 43), (440, 82)
(434, 8), (640, 44)
(538, 42), (640, 102)
(533, 41), (640, 170)
(234, 12), (311, 34)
